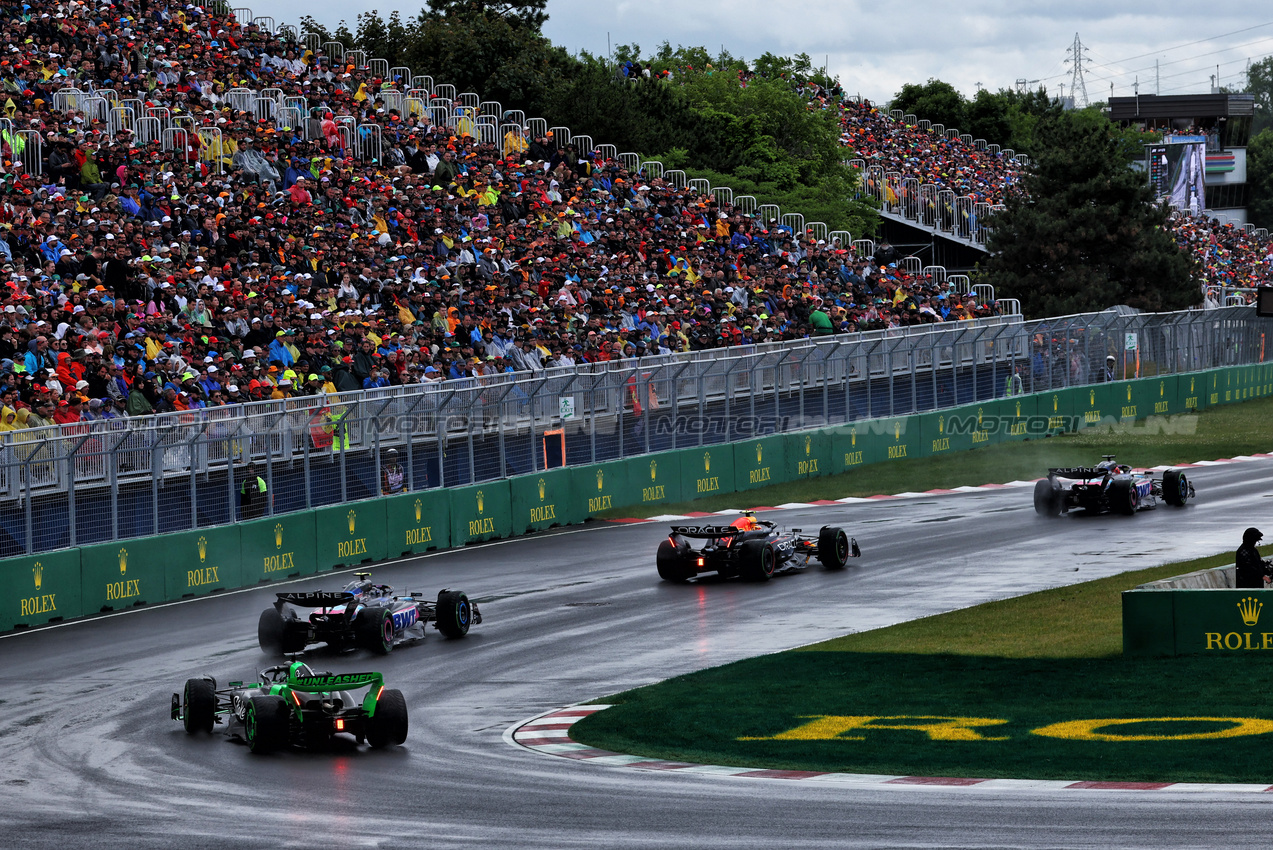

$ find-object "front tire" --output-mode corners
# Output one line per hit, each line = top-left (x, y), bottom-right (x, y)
(182, 678), (215, 735)
(740, 540), (775, 582)
(657, 538), (696, 583)
(1163, 469), (1189, 507)
(1033, 479), (1062, 517)
(435, 590), (471, 639)
(356, 606), (395, 655)
(817, 527), (851, 569)
(367, 688), (408, 749)
(244, 695), (289, 754)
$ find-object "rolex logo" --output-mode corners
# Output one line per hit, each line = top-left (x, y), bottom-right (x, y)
(596, 469), (604, 491)
(1159, 381), (1165, 397)
(977, 407), (983, 425)
(348, 510), (356, 535)
(537, 478), (546, 500)
(1052, 395), (1058, 412)
(804, 436), (811, 456)
(476, 490), (484, 514)
(274, 524), (283, 549)
(1015, 401), (1021, 417)
(33, 562), (42, 590)
(756, 443), (763, 464)
(414, 499), (422, 523)
(704, 452), (711, 473)
(850, 426), (857, 447)
(197, 536), (207, 563)
(894, 422), (901, 441)
(938, 416), (944, 434)
(1191, 378), (1195, 392)
(119, 547), (128, 576)
(650, 460), (657, 480)
(1090, 389), (1095, 405)
(1239, 597), (1263, 627)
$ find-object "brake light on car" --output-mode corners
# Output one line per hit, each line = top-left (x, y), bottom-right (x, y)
(696, 557), (704, 567)
(377, 685), (384, 701)
(335, 719), (344, 731)
(291, 691), (302, 706)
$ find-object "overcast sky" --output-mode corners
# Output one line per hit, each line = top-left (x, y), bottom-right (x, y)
(264, 0), (1273, 106)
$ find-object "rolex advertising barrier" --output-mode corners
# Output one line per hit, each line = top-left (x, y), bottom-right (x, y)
(4, 365), (1271, 633)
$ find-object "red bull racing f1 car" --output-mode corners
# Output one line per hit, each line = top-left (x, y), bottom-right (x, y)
(1034, 455), (1194, 517)
(257, 572), (480, 656)
(173, 660), (407, 753)
(657, 512), (860, 582)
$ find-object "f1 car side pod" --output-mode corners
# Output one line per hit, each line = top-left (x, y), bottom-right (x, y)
(657, 518), (860, 583)
(1034, 456), (1194, 517)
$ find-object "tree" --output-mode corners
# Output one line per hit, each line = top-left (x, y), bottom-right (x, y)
(424, 0), (548, 31)
(1247, 128), (1273, 232)
(1247, 57), (1273, 135)
(980, 112), (1197, 318)
(890, 79), (967, 133)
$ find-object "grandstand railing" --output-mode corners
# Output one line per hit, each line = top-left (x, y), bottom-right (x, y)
(0, 306), (1265, 553)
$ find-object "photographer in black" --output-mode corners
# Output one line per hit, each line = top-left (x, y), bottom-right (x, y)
(1235, 528), (1273, 588)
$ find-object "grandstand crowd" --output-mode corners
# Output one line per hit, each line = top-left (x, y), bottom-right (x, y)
(0, 0), (1264, 429)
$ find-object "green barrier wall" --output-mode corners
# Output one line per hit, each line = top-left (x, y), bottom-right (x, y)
(240, 512), (318, 583)
(167, 525), (242, 599)
(315, 499), (388, 570)
(6, 548), (81, 630)
(676, 445), (736, 501)
(384, 489), (451, 556)
(785, 430), (832, 481)
(80, 536), (168, 613)
(510, 468), (578, 534)
(571, 460), (628, 519)
(450, 480), (512, 544)
(1124, 588), (1273, 656)
(734, 435), (787, 493)
(628, 452), (683, 509)
(11, 365), (1269, 633)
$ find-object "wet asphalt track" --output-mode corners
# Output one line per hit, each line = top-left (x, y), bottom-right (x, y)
(2, 461), (1273, 849)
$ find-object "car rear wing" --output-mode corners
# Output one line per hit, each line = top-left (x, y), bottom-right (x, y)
(277, 591), (355, 608)
(289, 671), (384, 692)
(670, 525), (743, 538)
(1049, 467), (1106, 479)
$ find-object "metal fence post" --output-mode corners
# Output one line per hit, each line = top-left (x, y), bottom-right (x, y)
(24, 462), (33, 554)
(67, 451), (76, 547)
(227, 437), (237, 522)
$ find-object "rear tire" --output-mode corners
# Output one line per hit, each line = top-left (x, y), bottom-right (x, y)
(258, 607), (283, 654)
(356, 606), (394, 655)
(740, 540), (775, 582)
(1163, 469), (1189, 507)
(435, 590), (471, 639)
(258, 606), (308, 655)
(1033, 479), (1062, 517)
(657, 538), (696, 583)
(244, 695), (289, 754)
(367, 688), (409, 749)
(817, 527), (850, 570)
(182, 678), (215, 735)
(1110, 478), (1138, 515)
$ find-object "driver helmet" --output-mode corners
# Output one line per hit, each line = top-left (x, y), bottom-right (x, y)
(731, 510), (760, 531)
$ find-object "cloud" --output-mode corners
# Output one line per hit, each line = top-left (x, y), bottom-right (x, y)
(273, 0), (1268, 103)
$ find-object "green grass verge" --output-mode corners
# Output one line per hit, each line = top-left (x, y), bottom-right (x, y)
(601, 397), (1273, 518)
(572, 553), (1273, 783)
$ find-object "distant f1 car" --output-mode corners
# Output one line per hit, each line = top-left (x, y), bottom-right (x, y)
(657, 512), (860, 582)
(257, 572), (481, 656)
(172, 660), (407, 754)
(1034, 455), (1194, 517)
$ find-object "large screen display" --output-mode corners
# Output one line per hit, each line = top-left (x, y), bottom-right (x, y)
(1147, 140), (1206, 214)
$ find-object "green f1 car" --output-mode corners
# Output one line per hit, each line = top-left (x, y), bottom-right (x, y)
(172, 660), (407, 753)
